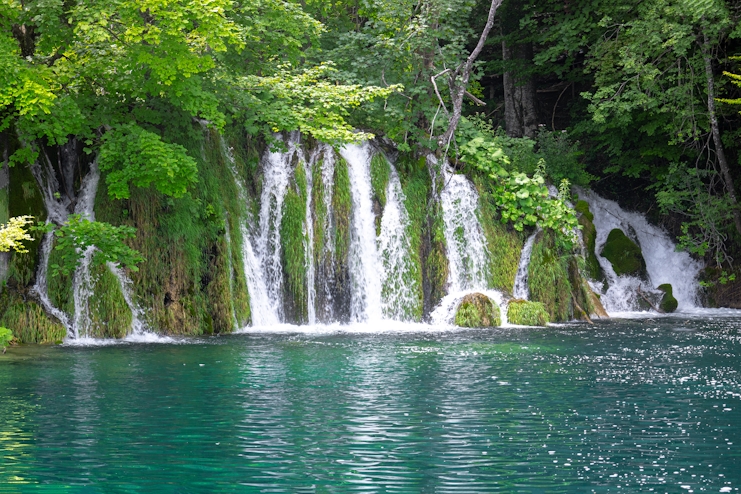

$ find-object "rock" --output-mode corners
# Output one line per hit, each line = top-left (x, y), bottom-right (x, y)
(600, 228), (647, 277)
(575, 200), (604, 282)
(657, 284), (678, 313)
(507, 299), (549, 326)
(454, 293), (501, 328)
(588, 289), (609, 318)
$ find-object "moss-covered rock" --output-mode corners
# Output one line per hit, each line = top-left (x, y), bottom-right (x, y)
(657, 283), (678, 313)
(575, 200), (603, 282)
(454, 293), (501, 328)
(0, 292), (66, 343)
(600, 228), (646, 277)
(528, 231), (572, 322)
(506, 299), (549, 326)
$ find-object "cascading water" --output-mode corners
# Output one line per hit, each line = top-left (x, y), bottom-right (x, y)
(70, 160), (100, 339)
(377, 163), (419, 320)
(438, 159), (490, 292)
(314, 144), (338, 322)
(512, 230), (539, 300)
(579, 189), (703, 312)
(30, 155), (73, 332)
(431, 157), (508, 325)
(221, 137), (280, 327)
(223, 218), (239, 330)
(340, 143), (384, 322)
(107, 263), (148, 336)
(303, 154), (316, 325)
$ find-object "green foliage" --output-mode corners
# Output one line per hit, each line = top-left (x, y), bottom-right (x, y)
(460, 136), (579, 243)
(535, 130), (594, 186)
(506, 300), (549, 326)
(0, 215), (33, 253)
(99, 124), (199, 200)
(0, 326), (12, 348)
(454, 293), (501, 328)
(239, 63), (401, 143)
(600, 229), (646, 278)
(656, 163), (736, 267)
(41, 216), (144, 278)
(85, 264), (133, 339)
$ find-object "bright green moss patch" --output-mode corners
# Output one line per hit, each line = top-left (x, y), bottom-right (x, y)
(280, 163), (308, 324)
(506, 299), (549, 326)
(454, 293), (501, 328)
(333, 156), (352, 271)
(370, 153), (390, 235)
(528, 231), (572, 322)
(600, 228), (646, 277)
(657, 283), (678, 313)
(87, 264), (133, 338)
(473, 174), (522, 293)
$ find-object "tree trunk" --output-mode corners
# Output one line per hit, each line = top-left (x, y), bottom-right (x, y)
(702, 30), (741, 236)
(502, 41), (537, 138)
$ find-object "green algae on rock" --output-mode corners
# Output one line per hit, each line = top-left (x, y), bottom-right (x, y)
(454, 293), (501, 328)
(506, 299), (549, 326)
(600, 229), (647, 278)
(657, 283), (678, 313)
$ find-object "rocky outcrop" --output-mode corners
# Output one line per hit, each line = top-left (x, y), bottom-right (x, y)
(454, 293), (501, 328)
(506, 299), (549, 326)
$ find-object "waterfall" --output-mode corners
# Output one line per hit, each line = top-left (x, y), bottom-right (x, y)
(579, 189), (703, 312)
(108, 263), (148, 336)
(29, 155), (73, 332)
(315, 144), (337, 322)
(429, 157), (508, 325)
(378, 164), (418, 320)
(303, 153), (316, 325)
(221, 137), (280, 326)
(70, 160), (100, 338)
(512, 230), (539, 300)
(438, 160), (490, 292)
(340, 143), (384, 321)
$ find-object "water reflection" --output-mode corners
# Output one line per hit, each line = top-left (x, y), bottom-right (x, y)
(0, 317), (740, 491)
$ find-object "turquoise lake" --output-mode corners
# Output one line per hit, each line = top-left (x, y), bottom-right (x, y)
(1, 315), (740, 492)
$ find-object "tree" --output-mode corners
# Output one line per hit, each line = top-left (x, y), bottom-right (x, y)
(0, 215), (32, 253)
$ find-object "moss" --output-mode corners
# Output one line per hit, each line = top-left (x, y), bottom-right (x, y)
(398, 165), (427, 321)
(333, 156), (352, 268)
(47, 238), (74, 315)
(0, 291), (66, 343)
(473, 174), (522, 293)
(575, 200), (603, 281)
(370, 153), (390, 235)
(87, 264), (133, 338)
(574, 200), (593, 222)
(657, 283), (678, 313)
(528, 231), (573, 322)
(454, 293), (501, 328)
(507, 299), (549, 326)
(280, 162), (308, 324)
(600, 228), (646, 277)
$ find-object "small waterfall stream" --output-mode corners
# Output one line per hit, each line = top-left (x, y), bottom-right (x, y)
(512, 230), (539, 300)
(341, 143), (384, 322)
(579, 189), (703, 312)
(438, 161), (490, 292)
(221, 137), (280, 327)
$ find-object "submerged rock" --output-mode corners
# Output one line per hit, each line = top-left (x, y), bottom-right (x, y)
(600, 228), (647, 278)
(506, 299), (549, 326)
(454, 293), (501, 328)
(657, 283), (678, 313)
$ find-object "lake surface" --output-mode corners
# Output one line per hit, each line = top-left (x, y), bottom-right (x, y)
(2, 314), (741, 492)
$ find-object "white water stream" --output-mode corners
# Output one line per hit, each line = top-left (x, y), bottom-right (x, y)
(578, 189), (703, 312)
(221, 137), (280, 327)
(512, 230), (539, 300)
